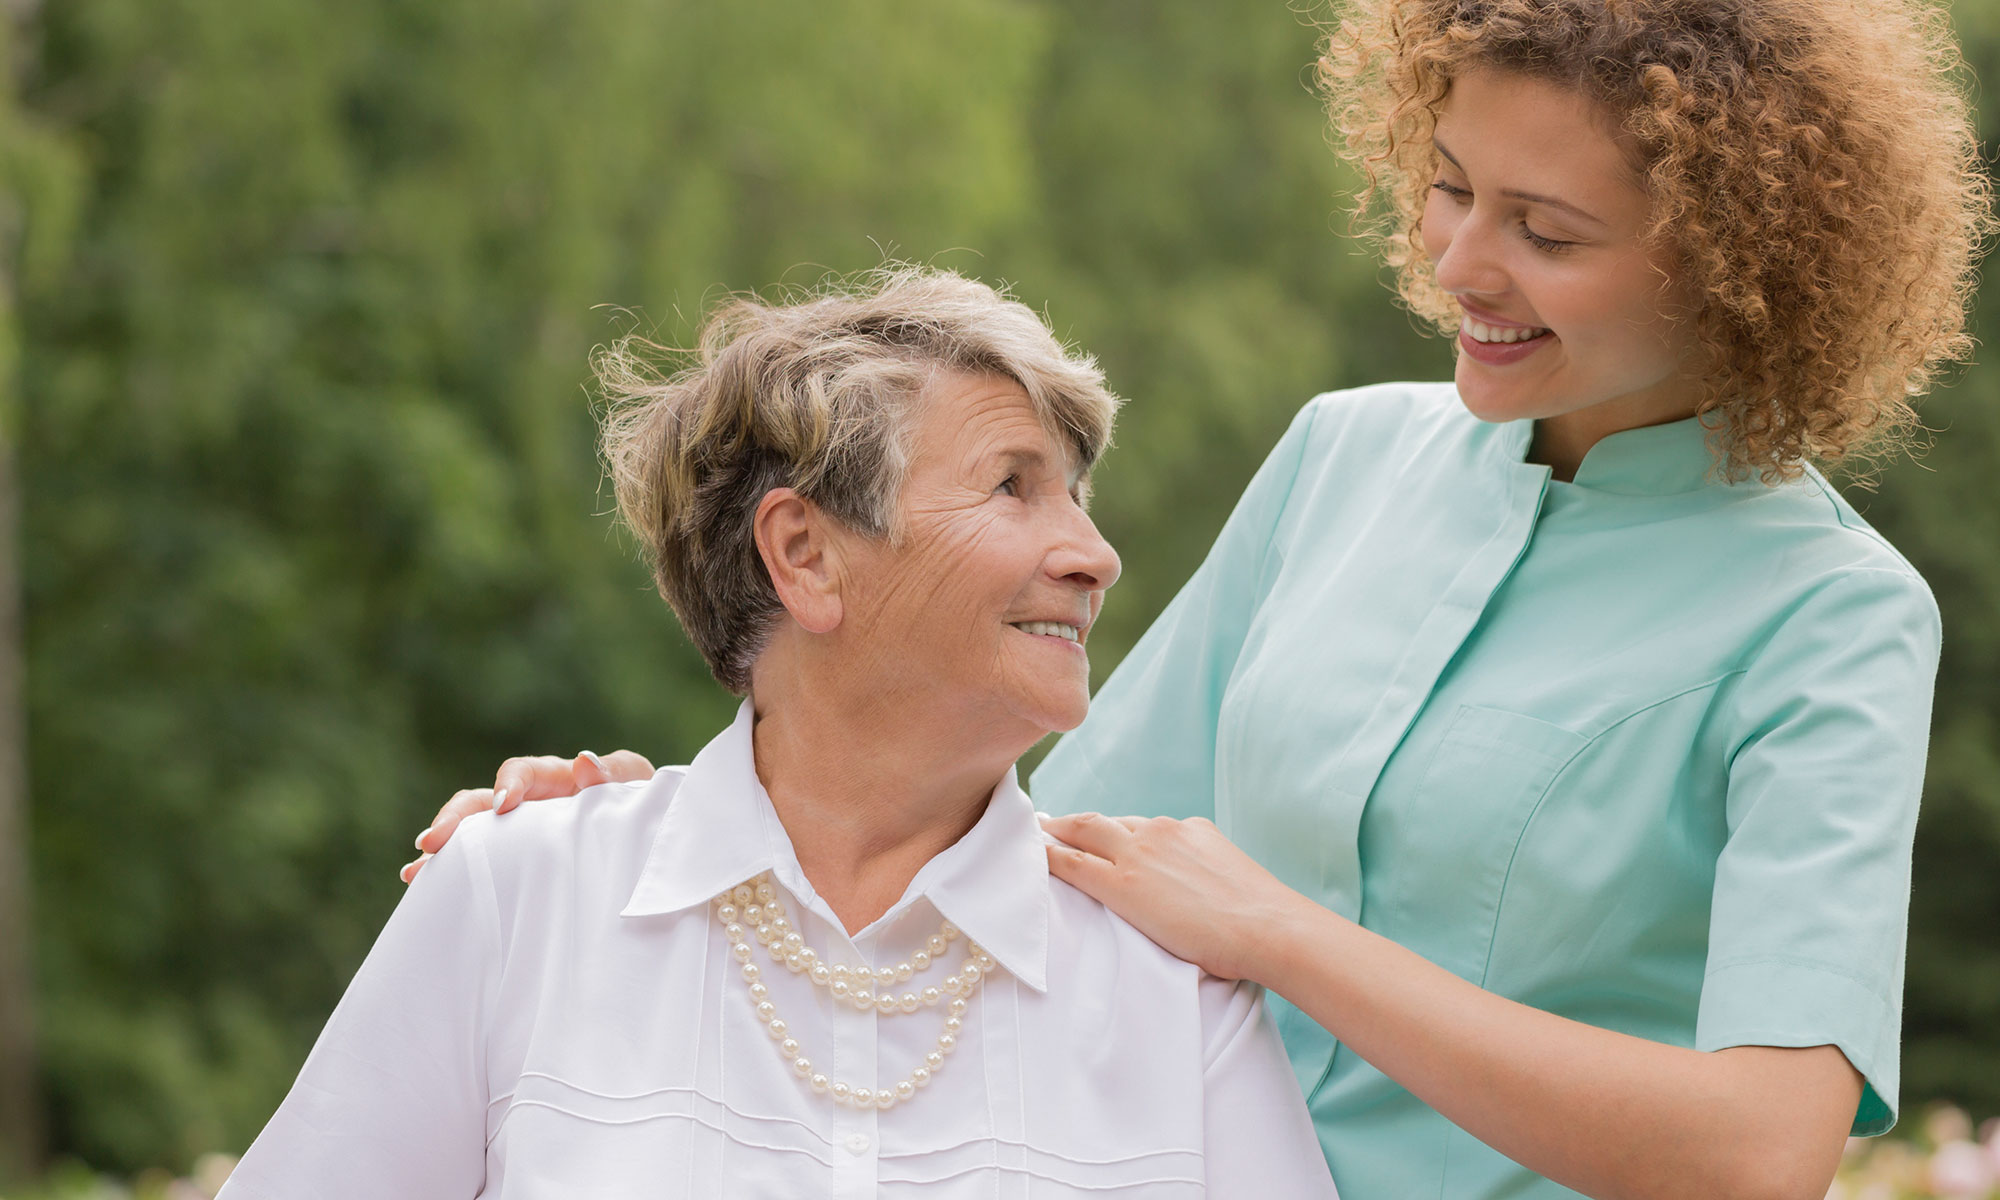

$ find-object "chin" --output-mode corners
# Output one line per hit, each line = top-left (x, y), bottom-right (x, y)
(1045, 703), (1090, 734)
(1453, 365), (1532, 424)
(1453, 354), (1591, 426)
(1016, 690), (1092, 737)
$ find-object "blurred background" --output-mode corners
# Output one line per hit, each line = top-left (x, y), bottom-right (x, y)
(0, 0), (1996, 1193)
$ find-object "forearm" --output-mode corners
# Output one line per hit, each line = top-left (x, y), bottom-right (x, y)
(1254, 892), (1854, 1200)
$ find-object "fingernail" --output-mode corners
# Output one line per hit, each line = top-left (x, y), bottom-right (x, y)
(414, 828), (431, 850)
(581, 750), (605, 771)
(494, 788), (511, 813)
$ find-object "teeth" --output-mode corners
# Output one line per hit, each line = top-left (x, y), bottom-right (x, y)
(1462, 316), (1549, 344)
(1012, 621), (1080, 642)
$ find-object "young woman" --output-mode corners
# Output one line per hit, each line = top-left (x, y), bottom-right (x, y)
(410, 2), (1991, 1196)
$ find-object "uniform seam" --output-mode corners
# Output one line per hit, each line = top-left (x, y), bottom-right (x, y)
(1477, 673), (1739, 987)
(1719, 567), (1940, 771)
(1799, 469), (1920, 567)
(1702, 953), (1889, 999)
(1256, 396), (1325, 587)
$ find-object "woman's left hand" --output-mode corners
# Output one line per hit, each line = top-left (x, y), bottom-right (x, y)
(1040, 812), (1308, 982)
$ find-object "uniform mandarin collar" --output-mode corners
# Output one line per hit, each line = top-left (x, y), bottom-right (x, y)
(619, 701), (1051, 992)
(1557, 414), (1724, 496)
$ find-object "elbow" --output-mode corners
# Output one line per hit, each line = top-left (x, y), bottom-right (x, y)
(1615, 1132), (1840, 1200)
(1708, 1145), (1841, 1200)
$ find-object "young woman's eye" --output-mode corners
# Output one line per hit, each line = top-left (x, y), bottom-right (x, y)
(1521, 226), (1577, 254)
(1430, 180), (1471, 200)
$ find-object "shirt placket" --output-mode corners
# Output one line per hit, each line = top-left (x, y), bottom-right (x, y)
(1319, 464), (1551, 919)
(827, 939), (880, 1199)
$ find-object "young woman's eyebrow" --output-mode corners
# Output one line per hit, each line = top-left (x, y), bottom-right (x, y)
(1433, 137), (1609, 229)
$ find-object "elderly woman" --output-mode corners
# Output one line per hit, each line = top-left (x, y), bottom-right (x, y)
(421, 2), (1992, 1197)
(218, 270), (1337, 1197)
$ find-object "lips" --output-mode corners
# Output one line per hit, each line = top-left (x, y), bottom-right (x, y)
(1461, 314), (1550, 344)
(1009, 620), (1082, 643)
(1457, 299), (1545, 333)
(1458, 326), (1553, 365)
(1455, 302), (1555, 365)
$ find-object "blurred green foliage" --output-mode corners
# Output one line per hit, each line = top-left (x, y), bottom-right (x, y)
(4, 0), (1997, 1174)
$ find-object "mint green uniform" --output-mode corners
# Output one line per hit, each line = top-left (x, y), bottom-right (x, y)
(1031, 383), (1939, 1199)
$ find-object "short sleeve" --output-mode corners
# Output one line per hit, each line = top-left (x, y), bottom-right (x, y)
(1699, 568), (1942, 1136)
(1031, 398), (1320, 820)
(219, 819), (503, 1199)
(1197, 976), (1339, 1195)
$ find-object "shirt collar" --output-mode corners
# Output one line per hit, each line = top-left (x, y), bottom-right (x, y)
(1563, 414), (1723, 495)
(620, 701), (1051, 993)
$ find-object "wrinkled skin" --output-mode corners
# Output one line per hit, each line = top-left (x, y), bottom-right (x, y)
(407, 372), (1115, 882)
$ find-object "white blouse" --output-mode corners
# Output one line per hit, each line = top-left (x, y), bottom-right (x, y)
(220, 704), (1337, 1198)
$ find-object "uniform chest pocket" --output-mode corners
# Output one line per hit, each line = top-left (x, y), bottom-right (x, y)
(1372, 704), (1589, 985)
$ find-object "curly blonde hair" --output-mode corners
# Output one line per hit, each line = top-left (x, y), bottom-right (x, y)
(1320, 0), (1994, 481)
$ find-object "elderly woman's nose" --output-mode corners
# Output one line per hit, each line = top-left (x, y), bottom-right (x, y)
(1051, 507), (1121, 591)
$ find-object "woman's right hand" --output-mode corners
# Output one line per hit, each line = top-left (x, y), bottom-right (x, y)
(401, 750), (656, 882)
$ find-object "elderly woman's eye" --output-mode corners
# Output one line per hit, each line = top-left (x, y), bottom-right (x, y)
(996, 474), (1020, 496)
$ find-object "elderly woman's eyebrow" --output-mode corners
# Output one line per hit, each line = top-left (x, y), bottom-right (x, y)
(993, 445), (1045, 465)
(992, 444), (1089, 487)
(988, 446), (1052, 476)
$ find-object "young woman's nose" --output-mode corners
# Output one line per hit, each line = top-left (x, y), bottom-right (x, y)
(1431, 210), (1511, 300)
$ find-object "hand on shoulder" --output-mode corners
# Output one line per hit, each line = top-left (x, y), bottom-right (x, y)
(402, 749), (656, 882)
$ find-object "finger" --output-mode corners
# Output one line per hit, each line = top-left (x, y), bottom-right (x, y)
(419, 789), (496, 852)
(573, 751), (610, 790)
(1038, 811), (1138, 859)
(399, 853), (433, 885)
(600, 749), (656, 782)
(1044, 842), (1116, 900)
(492, 755), (578, 814)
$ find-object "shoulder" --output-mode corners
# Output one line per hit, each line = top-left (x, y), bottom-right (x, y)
(1296, 379), (1468, 444)
(1288, 380), (1513, 479)
(1796, 468), (1931, 577)
(1258, 381), (1513, 530)
(1734, 472), (1939, 635)
(1039, 867), (1266, 1055)
(450, 768), (688, 907)
(1040, 860), (1200, 987)
(1715, 528), (1942, 724)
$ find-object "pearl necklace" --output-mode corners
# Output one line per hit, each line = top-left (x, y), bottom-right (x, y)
(713, 873), (995, 1111)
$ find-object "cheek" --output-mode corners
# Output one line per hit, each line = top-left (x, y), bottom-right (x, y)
(1419, 194), (1453, 262)
(877, 523), (1016, 629)
(881, 564), (982, 632)
(1561, 259), (1670, 346)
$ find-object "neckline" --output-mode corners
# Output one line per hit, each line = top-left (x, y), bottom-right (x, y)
(1546, 414), (1725, 496)
(619, 701), (1052, 991)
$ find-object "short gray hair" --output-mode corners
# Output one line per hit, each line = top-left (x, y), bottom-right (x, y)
(597, 266), (1121, 693)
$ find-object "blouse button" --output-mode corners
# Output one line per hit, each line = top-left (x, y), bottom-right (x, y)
(845, 1133), (871, 1156)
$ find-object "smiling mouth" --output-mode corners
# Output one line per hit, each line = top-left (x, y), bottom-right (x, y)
(1009, 620), (1081, 643)
(1461, 314), (1551, 344)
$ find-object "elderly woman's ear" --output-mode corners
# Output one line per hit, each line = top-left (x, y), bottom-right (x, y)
(753, 487), (844, 635)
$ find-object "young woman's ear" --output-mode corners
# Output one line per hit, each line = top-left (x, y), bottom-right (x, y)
(753, 488), (843, 634)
